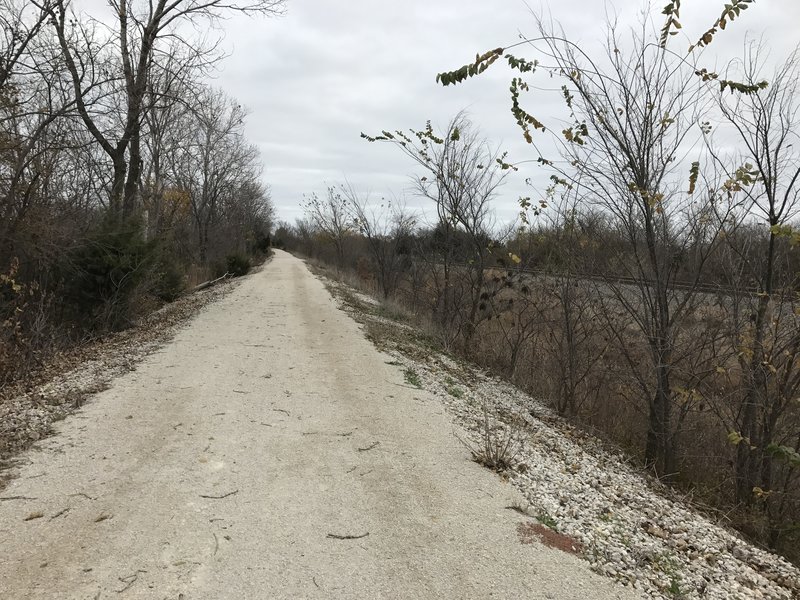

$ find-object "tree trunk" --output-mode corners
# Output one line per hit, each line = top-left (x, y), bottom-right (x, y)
(123, 127), (141, 219)
(110, 156), (127, 218)
(736, 231), (776, 505)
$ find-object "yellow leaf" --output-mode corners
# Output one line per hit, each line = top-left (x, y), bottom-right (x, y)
(728, 431), (745, 446)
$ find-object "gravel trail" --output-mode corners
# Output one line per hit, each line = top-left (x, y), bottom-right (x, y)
(0, 250), (638, 599)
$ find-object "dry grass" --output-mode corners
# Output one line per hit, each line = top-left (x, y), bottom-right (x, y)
(460, 404), (526, 473)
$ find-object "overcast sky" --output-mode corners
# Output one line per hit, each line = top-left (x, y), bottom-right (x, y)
(77, 1), (800, 226)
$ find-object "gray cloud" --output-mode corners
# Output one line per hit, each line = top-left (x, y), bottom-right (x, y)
(212, 0), (799, 225)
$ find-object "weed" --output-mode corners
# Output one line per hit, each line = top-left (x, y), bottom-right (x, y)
(536, 510), (558, 530)
(224, 253), (251, 277)
(446, 385), (464, 399)
(650, 551), (685, 597)
(403, 368), (422, 388)
(667, 576), (684, 598)
(459, 403), (525, 473)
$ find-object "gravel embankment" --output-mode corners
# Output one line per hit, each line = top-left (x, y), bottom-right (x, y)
(320, 273), (800, 600)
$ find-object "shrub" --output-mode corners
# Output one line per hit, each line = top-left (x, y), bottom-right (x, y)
(460, 404), (525, 472)
(60, 218), (157, 330)
(225, 253), (251, 277)
(403, 367), (422, 388)
(153, 258), (186, 302)
(0, 258), (38, 383)
(251, 231), (271, 254)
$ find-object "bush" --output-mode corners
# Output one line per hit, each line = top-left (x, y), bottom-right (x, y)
(153, 258), (186, 302)
(251, 230), (271, 254)
(60, 218), (157, 330)
(225, 253), (251, 277)
(0, 258), (39, 384)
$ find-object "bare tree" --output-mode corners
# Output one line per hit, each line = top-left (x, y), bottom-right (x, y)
(302, 186), (356, 268)
(342, 184), (416, 299)
(168, 87), (262, 264)
(363, 113), (510, 345)
(0, 1), (53, 91)
(42, 0), (284, 218)
(0, 2), (86, 260)
(710, 44), (800, 512)
(509, 20), (731, 476)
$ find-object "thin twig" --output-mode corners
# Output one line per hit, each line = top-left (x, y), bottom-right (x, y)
(68, 492), (95, 501)
(357, 441), (379, 452)
(199, 490), (239, 500)
(326, 532), (369, 540)
(505, 505), (529, 516)
(116, 570), (147, 594)
(0, 496), (37, 501)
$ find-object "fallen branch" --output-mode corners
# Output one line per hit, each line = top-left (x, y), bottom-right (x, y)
(200, 489), (239, 500)
(0, 495), (37, 501)
(193, 272), (230, 292)
(326, 532), (369, 540)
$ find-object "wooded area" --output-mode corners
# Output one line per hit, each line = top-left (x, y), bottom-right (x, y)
(280, 3), (800, 565)
(1, 1), (282, 386)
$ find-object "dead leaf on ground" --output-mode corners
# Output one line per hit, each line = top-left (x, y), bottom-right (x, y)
(516, 521), (583, 555)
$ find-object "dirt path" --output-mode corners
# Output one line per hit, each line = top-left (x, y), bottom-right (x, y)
(0, 251), (639, 599)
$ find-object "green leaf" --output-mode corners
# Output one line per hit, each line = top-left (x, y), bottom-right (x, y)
(766, 443), (800, 467)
